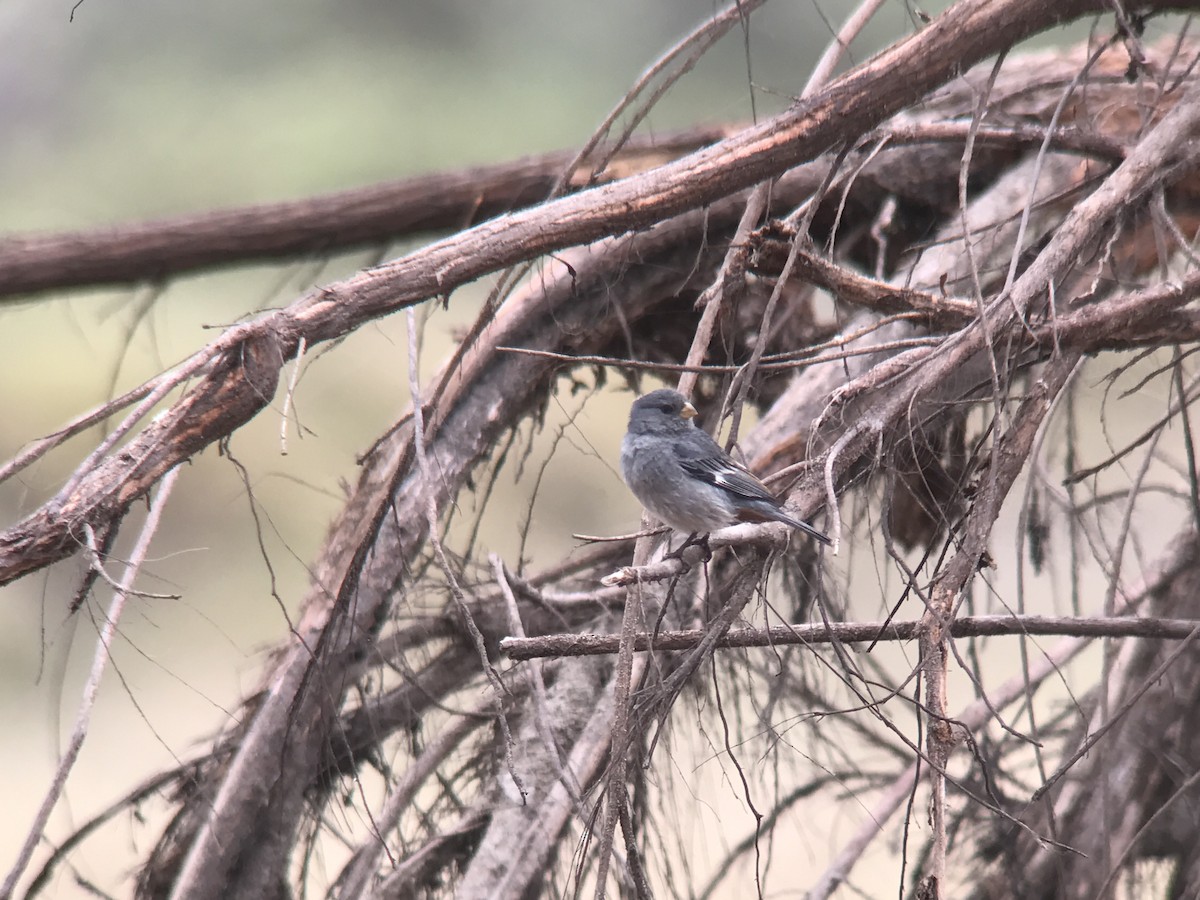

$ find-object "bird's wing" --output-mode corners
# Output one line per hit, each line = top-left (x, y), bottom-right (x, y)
(676, 444), (776, 503)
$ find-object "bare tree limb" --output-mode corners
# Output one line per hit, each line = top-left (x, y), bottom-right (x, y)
(500, 612), (1200, 660)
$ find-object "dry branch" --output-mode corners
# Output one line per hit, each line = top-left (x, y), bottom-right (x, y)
(0, 130), (730, 299)
(499, 613), (1200, 660)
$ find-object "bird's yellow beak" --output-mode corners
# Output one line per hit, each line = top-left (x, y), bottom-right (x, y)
(681, 402), (698, 419)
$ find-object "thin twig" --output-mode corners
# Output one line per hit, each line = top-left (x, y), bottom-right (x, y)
(802, 0), (891, 96)
(336, 706), (490, 899)
(403, 307), (525, 802)
(81, 524), (180, 601)
(492, 554), (582, 800)
(1030, 620), (1200, 802)
(676, 186), (768, 400)
(499, 613), (1200, 660)
(1, 466), (181, 899)
(556, 0), (768, 191)
(279, 335), (306, 455)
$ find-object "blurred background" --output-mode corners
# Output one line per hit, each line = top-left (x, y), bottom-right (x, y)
(2, 1), (1177, 896)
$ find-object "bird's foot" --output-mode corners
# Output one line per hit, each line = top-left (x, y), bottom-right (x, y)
(665, 532), (712, 565)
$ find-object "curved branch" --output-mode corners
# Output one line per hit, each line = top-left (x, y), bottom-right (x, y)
(0, 130), (728, 300)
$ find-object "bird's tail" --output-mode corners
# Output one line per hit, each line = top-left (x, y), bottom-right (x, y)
(779, 511), (833, 546)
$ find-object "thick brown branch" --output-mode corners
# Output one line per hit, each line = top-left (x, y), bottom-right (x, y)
(0, 331), (282, 586)
(0, 122), (1121, 304)
(0, 131), (727, 299)
(784, 241), (977, 324)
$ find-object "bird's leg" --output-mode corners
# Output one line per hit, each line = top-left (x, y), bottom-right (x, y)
(665, 532), (713, 564)
(663, 534), (691, 561)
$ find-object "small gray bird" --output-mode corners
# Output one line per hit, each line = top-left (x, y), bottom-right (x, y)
(620, 388), (831, 546)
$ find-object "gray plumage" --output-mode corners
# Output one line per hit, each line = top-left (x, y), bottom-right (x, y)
(620, 389), (831, 545)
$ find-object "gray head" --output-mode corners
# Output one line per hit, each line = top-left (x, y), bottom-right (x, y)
(627, 389), (698, 436)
